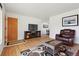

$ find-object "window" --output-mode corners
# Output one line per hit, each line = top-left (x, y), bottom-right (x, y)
(0, 7), (2, 44)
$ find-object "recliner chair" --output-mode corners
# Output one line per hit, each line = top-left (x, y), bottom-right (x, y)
(56, 29), (75, 46)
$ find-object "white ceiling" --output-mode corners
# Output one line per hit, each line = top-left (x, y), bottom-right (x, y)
(4, 3), (79, 21)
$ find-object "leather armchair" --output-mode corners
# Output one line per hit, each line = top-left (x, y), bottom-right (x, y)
(56, 29), (75, 46)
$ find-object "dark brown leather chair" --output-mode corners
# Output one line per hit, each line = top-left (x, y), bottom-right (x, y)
(56, 29), (75, 46)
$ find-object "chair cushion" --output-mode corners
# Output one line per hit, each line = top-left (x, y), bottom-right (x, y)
(61, 34), (71, 38)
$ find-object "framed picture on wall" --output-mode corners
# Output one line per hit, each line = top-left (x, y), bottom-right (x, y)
(43, 24), (48, 28)
(62, 15), (78, 27)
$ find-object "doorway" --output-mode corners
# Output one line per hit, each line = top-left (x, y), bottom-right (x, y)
(7, 17), (18, 42)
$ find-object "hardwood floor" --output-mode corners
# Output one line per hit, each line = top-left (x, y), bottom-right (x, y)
(1, 35), (51, 56)
(1, 46), (19, 56)
(1, 35), (79, 56)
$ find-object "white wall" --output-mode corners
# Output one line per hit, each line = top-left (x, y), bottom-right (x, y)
(49, 8), (79, 44)
(6, 12), (42, 40)
(0, 4), (5, 54)
(18, 16), (42, 40)
(41, 22), (49, 35)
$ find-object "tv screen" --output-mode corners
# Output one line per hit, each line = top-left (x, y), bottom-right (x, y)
(28, 24), (38, 31)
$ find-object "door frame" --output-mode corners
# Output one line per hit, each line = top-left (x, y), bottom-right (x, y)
(7, 17), (18, 42)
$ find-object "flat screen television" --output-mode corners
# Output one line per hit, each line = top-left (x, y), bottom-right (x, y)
(28, 24), (38, 31)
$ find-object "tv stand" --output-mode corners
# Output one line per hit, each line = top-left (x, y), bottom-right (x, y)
(24, 31), (41, 39)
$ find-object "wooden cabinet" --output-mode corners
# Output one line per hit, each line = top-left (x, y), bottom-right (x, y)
(24, 31), (41, 39)
(36, 31), (41, 37)
(24, 31), (31, 39)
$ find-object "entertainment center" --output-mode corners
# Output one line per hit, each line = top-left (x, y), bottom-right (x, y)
(24, 24), (41, 39)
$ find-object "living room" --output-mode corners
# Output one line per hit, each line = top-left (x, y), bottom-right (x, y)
(0, 3), (79, 56)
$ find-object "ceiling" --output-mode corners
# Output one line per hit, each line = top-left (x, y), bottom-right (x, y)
(4, 3), (79, 22)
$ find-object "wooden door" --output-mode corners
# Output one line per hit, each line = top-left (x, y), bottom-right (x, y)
(7, 17), (18, 42)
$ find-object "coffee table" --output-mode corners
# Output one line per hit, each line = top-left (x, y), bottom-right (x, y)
(45, 40), (62, 46)
(43, 40), (62, 55)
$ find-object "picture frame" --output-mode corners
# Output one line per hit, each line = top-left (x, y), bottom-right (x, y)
(43, 24), (48, 28)
(62, 15), (78, 27)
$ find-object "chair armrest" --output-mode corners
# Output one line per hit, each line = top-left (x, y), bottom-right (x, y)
(56, 34), (60, 37)
(55, 34), (60, 40)
(68, 38), (74, 42)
